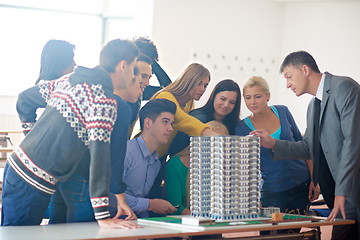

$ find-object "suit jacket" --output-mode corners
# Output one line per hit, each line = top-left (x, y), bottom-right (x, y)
(273, 72), (360, 208)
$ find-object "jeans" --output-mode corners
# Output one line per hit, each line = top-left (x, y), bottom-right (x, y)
(260, 179), (310, 234)
(1, 163), (52, 226)
(48, 173), (95, 223)
(261, 179), (310, 214)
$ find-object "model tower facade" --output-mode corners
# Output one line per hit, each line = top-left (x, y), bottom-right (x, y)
(190, 135), (260, 221)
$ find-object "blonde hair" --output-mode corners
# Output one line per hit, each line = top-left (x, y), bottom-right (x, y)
(206, 120), (229, 135)
(151, 63), (210, 108)
(243, 76), (270, 95)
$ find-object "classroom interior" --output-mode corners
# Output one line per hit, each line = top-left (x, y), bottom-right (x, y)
(0, 0), (359, 239)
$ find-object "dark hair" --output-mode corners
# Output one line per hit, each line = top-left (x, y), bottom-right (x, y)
(280, 51), (320, 73)
(133, 37), (159, 61)
(138, 53), (153, 65)
(197, 79), (241, 134)
(139, 99), (176, 130)
(100, 39), (139, 73)
(36, 40), (75, 84)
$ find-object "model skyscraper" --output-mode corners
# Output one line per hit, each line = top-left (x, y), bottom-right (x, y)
(190, 135), (260, 221)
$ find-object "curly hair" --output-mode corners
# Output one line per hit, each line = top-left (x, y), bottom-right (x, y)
(133, 36), (159, 61)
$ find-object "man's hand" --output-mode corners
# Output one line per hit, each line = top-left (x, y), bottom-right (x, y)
(250, 129), (276, 149)
(97, 218), (140, 229)
(327, 195), (346, 221)
(113, 193), (137, 220)
(308, 182), (320, 202)
(148, 199), (177, 215)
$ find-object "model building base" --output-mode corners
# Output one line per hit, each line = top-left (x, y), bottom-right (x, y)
(137, 214), (325, 230)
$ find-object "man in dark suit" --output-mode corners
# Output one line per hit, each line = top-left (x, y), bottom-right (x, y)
(252, 51), (360, 240)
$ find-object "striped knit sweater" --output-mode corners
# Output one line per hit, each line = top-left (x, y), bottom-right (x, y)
(10, 66), (120, 220)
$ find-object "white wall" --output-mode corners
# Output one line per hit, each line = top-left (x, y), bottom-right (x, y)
(152, 0), (360, 132)
(0, 0), (153, 128)
(1, 0), (360, 133)
(152, 0), (285, 119)
(0, 96), (17, 116)
(0, 96), (23, 145)
(279, 1), (360, 131)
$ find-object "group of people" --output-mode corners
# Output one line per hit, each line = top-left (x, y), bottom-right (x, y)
(1, 37), (359, 240)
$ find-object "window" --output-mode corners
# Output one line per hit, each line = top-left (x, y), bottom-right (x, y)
(0, 0), (153, 95)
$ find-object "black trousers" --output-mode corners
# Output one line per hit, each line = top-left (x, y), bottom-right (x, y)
(331, 204), (360, 240)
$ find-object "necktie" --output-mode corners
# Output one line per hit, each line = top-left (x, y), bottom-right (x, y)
(312, 98), (321, 185)
(311, 98), (336, 208)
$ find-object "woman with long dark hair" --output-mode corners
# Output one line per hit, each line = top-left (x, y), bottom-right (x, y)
(35, 39), (76, 84)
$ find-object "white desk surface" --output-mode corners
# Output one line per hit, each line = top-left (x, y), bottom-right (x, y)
(0, 221), (199, 240)
(0, 217), (355, 240)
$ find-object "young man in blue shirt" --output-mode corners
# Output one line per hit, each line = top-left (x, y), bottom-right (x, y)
(110, 99), (177, 217)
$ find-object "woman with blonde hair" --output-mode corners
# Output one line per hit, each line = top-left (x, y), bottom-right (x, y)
(235, 76), (319, 234)
(148, 63), (220, 200)
(150, 63), (219, 158)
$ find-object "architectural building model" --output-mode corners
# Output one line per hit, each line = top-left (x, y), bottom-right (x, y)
(189, 135), (260, 221)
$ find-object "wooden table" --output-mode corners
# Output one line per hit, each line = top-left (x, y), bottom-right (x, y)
(0, 217), (355, 240)
(0, 130), (22, 134)
(0, 148), (13, 153)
